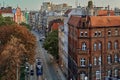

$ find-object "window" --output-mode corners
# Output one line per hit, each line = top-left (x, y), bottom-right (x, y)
(85, 32), (88, 37)
(96, 71), (100, 80)
(82, 43), (87, 51)
(94, 57), (97, 65)
(94, 31), (97, 37)
(115, 29), (118, 36)
(98, 31), (101, 36)
(107, 70), (112, 77)
(80, 32), (84, 37)
(80, 73), (85, 80)
(108, 41), (112, 50)
(107, 55), (112, 64)
(114, 41), (118, 49)
(80, 58), (85, 67)
(98, 56), (102, 65)
(98, 42), (102, 50)
(114, 54), (118, 63)
(108, 30), (111, 36)
(94, 43), (97, 51)
(114, 69), (118, 77)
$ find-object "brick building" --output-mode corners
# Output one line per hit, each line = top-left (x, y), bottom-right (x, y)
(68, 15), (120, 80)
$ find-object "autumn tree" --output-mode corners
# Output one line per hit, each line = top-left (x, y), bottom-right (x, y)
(0, 25), (36, 80)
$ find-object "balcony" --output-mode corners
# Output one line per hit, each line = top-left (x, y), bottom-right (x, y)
(77, 48), (89, 54)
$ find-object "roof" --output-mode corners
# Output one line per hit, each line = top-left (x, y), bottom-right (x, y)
(97, 10), (115, 16)
(68, 15), (81, 27)
(64, 9), (72, 15)
(90, 16), (120, 27)
(52, 22), (63, 30)
(0, 9), (12, 14)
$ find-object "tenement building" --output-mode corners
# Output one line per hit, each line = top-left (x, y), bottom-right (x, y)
(68, 15), (120, 80)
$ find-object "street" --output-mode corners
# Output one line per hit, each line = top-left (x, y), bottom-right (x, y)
(31, 30), (66, 80)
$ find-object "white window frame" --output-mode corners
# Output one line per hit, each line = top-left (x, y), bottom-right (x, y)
(98, 42), (102, 50)
(98, 56), (102, 65)
(108, 30), (111, 36)
(80, 58), (86, 67)
(84, 32), (88, 37)
(107, 70), (112, 77)
(94, 31), (97, 37)
(80, 73), (85, 80)
(94, 57), (97, 65)
(115, 29), (118, 36)
(114, 41), (118, 49)
(108, 42), (111, 50)
(98, 31), (102, 37)
(115, 69), (118, 77)
(82, 43), (87, 51)
(80, 32), (84, 37)
(114, 54), (118, 63)
(94, 43), (97, 51)
(96, 71), (100, 80)
(107, 55), (111, 64)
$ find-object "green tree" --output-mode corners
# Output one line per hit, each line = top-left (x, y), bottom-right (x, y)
(20, 22), (32, 30)
(0, 15), (15, 26)
(43, 30), (58, 59)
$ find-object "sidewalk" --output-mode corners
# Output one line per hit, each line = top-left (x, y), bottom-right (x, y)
(54, 61), (67, 80)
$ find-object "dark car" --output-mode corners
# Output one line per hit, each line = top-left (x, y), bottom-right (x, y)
(30, 70), (34, 76)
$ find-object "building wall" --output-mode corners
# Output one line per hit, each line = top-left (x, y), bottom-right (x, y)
(68, 16), (120, 80)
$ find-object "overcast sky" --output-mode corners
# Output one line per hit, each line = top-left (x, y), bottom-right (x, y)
(0, 0), (120, 10)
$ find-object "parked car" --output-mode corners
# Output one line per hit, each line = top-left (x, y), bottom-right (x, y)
(30, 70), (34, 76)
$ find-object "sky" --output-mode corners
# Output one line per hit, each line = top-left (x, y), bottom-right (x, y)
(0, 0), (120, 10)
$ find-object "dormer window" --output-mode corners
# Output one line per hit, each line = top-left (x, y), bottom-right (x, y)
(115, 29), (118, 36)
(108, 30), (111, 36)
(94, 31), (97, 37)
(98, 31), (101, 37)
(85, 32), (88, 37)
(80, 32), (84, 37)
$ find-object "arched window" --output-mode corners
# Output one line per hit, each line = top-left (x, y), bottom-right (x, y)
(98, 56), (102, 65)
(94, 43), (97, 51)
(94, 57), (97, 65)
(114, 54), (118, 63)
(108, 41), (112, 50)
(82, 42), (87, 51)
(114, 41), (118, 49)
(80, 58), (86, 67)
(98, 42), (102, 50)
(107, 55), (112, 64)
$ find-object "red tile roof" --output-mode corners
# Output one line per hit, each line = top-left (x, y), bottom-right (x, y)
(90, 16), (120, 27)
(97, 10), (114, 16)
(68, 15), (81, 27)
(52, 22), (62, 30)
(0, 9), (12, 14)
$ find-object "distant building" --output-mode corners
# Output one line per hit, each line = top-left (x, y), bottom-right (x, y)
(114, 8), (120, 16)
(68, 15), (120, 80)
(15, 7), (23, 24)
(0, 7), (14, 20)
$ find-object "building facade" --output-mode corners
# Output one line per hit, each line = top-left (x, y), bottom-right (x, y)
(68, 15), (120, 80)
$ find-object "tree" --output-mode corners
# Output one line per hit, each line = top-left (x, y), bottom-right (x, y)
(43, 30), (58, 59)
(0, 15), (15, 26)
(0, 25), (36, 80)
(20, 22), (32, 30)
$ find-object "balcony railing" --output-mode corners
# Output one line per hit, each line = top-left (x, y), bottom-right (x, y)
(77, 48), (89, 54)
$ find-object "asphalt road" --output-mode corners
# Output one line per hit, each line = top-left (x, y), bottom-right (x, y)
(31, 30), (60, 80)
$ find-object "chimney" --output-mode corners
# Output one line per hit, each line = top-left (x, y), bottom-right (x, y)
(107, 5), (110, 16)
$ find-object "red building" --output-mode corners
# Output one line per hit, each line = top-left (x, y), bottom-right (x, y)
(68, 15), (120, 80)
